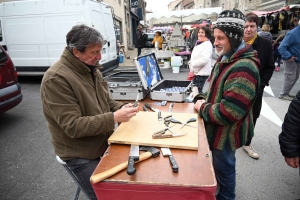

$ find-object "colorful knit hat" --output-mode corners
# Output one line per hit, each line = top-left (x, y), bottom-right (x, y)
(214, 9), (245, 51)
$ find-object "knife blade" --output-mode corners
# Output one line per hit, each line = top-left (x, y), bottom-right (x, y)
(145, 103), (161, 112)
(169, 102), (174, 112)
(134, 94), (139, 107)
(127, 145), (139, 175)
(161, 147), (178, 172)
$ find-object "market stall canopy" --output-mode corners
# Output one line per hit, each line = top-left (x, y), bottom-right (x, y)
(146, 7), (222, 24)
(252, 4), (300, 17)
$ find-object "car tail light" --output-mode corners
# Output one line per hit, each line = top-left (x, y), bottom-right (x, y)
(13, 66), (18, 82)
(0, 74), (2, 84)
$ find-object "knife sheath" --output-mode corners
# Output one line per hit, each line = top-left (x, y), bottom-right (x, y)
(90, 152), (152, 184)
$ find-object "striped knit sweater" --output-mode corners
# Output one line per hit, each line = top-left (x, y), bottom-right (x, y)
(197, 45), (260, 151)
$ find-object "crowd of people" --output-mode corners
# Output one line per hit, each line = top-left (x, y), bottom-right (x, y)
(39, 8), (299, 200)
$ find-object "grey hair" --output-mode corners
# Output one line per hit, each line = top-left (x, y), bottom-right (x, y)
(66, 24), (106, 52)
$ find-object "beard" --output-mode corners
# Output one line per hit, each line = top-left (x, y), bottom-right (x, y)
(214, 46), (225, 56)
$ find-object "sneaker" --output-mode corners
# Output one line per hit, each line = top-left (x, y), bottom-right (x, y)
(243, 145), (259, 159)
(275, 67), (280, 72)
(279, 95), (294, 101)
(288, 94), (295, 98)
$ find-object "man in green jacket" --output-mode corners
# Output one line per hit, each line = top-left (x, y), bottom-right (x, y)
(194, 9), (260, 200)
(40, 24), (139, 199)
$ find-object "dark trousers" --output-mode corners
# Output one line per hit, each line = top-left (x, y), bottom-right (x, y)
(137, 47), (142, 57)
(66, 158), (100, 200)
(245, 86), (264, 146)
(192, 75), (209, 94)
(274, 55), (282, 67)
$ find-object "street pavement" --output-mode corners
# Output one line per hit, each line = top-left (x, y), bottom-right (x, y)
(0, 49), (299, 200)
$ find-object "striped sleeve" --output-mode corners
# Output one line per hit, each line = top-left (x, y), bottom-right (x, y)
(199, 64), (259, 125)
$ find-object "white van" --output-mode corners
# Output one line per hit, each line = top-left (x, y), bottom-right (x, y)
(0, 0), (119, 75)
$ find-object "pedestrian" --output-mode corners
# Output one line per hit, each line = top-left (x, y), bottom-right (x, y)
(40, 24), (139, 199)
(188, 28), (200, 51)
(273, 34), (285, 72)
(242, 12), (275, 159)
(193, 9), (260, 200)
(258, 24), (273, 42)
(188, 26), (213, 94)
(278, 20), (300, 101)
(135, 25), (144, 57)
(152, 31), (163, 50)
(279, 90), (300, 174)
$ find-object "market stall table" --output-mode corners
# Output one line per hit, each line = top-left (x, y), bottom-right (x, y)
(91, 102), (217, 200)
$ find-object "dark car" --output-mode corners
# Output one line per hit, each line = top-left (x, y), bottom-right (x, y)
(143, 33), (155, 48)
(0, 45), (22, 114)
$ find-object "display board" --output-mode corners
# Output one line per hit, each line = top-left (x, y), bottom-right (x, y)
(108, 112), (198, 150)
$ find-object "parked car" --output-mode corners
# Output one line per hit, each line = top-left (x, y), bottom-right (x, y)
(0, 45), (22, 113)
(143, 33), (155, 48)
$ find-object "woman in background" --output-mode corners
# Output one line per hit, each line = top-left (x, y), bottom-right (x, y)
(152, 31), (163, 50)
(273, 34), (284, 72)
(258, 24), (272, 42)
(188, 26), (213, 94)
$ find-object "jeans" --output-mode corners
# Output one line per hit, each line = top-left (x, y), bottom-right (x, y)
(279, 60), (300, 97)
(66, 158), (100, 200)
(137, 47), (142, 57)
(211, 142), (236, 200)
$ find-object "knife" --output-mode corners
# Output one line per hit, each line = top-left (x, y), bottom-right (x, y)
(169, 102), (174, 112)
(145, 103), (161, 112)
(161, 147), (178, 172)
(143, 106), (148, 112)
(127, 145), (139, 175)
(158, 111), (162, 125)
(133, 94), (139, 107)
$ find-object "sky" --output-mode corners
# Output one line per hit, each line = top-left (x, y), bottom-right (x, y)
(144, 0), (174, 13)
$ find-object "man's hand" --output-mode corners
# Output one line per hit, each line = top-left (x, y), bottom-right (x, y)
(288, 56), (297, 62)
(194, 100), (206, 112)
(284, 157), (299, 168)
(114, 104), (139, 122)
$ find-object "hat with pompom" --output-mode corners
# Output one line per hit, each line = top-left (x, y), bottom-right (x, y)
(214, 9), (245, 51)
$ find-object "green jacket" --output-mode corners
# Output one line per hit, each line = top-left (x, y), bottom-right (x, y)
(194, 45), (260, 151)
(41, 48), (123, 160)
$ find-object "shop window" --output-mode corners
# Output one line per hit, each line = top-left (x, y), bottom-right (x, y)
(114, 19), (123, 44)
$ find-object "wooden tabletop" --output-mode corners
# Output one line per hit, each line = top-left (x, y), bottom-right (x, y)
(92, 102), (216, 189)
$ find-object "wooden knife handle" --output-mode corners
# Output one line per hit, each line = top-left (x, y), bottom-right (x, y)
(90, 151), (152, 184)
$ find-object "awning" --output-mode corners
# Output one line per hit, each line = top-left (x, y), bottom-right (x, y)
(146, 7), (222, 23)
(252, 6), (289, 17)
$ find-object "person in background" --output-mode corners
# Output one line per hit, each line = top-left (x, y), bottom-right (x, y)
(184, 29), (190, 42)
(279, 90), (300, 174)
(188, 26), (213, 94)
(290, 17), (299, 30)
(135, 25), (144, 57)
(273, 34), (285, 72)
(242, 12), (275, 159)
(258, 24), (273, 42)
(278, 20), (300, 100)
(40, 24), (139, 199)
(152, 31), (163, 50)
(194, 9), (260, 200)
(188, 28), (200, 51)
